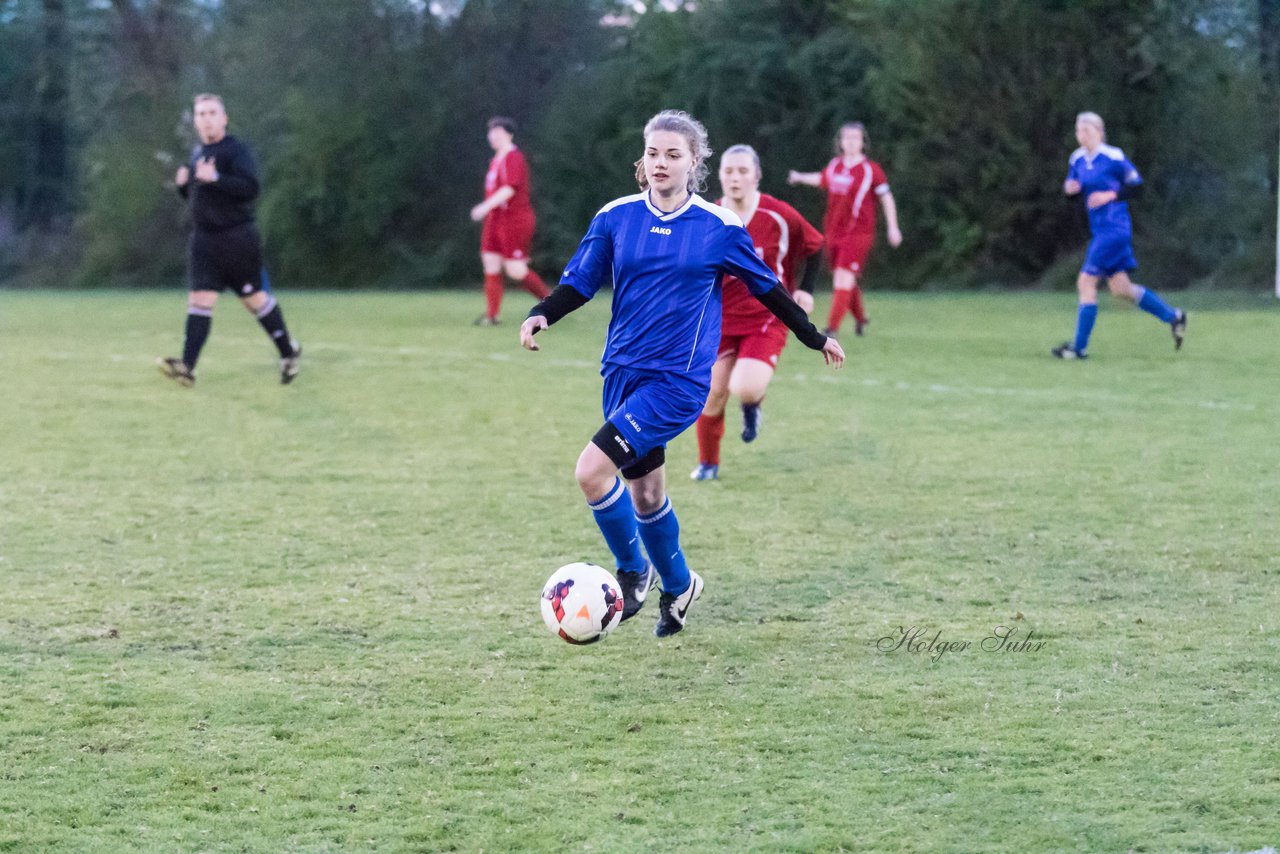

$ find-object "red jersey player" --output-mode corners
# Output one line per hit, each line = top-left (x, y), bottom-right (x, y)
(469, 116), (550, 325)
(691, 144), (825, 482)
(788, 122), (901, 337)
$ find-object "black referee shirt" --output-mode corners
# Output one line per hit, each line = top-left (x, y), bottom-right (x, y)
(178, 134), (259, 232)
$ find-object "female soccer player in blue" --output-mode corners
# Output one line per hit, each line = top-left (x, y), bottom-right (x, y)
(1052, 112), (1187, 359)
(519, 110), (845, 637)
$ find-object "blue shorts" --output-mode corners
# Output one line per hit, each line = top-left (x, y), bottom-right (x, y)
(1082, 232), (1137, 278)
(601, 366), (708, 460)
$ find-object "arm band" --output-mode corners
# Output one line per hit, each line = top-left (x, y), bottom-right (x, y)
(1116, 183), (1144, 202)
(527, 284), (590, 327)
(755, 286), (828, 350)
(797, 253), (821, 295)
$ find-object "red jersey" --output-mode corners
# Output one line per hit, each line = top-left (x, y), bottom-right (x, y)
(719, 193), (824, 333)
(819, 155), (888, 237)
(484, 146), (533, 219)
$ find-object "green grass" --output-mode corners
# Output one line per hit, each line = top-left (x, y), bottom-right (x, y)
(1, 288), (1278, 852)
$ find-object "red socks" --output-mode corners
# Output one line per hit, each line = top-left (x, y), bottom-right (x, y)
(849, 284), (867, 324)
(521, 270), (550, 299)
(483, 273), (503, 320)
(485, 271), (550, 319)
(828, 286), (868, 330)
(695, 413), (725, 466)
(827, 289), (852, 332)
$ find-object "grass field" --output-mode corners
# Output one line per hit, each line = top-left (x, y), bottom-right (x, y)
(2, 288), (1279, 852)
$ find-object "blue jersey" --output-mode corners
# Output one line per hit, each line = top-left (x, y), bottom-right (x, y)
(1066, 144), (1142, 238)
(560, 191), (780, 381)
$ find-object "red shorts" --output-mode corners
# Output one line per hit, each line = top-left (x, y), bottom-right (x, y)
(481, 211), (535, 260)
(829, 231), (875, 274)
(717, 320), (789, 368)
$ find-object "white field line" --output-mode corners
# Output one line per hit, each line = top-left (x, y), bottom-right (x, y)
(786, 372), (1258, 413)
(68, 342), (1260, 414)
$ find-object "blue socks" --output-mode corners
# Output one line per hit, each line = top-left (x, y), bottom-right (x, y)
(1071, 288), (1178, 354)
(636, 496), (691, 596)
(1135, 286), (1178, 323)
(1073, 303), (1098, 353)
(588, 479), (692, 595)
(587, 478), (646, 575)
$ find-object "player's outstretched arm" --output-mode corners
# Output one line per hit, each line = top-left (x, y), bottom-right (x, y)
(520, 285), (590, 351)
(821, 336), (845, 368)
(754, 286), (844, 369)
(520, 315), (548, 351)
(788, 170), (823, 187)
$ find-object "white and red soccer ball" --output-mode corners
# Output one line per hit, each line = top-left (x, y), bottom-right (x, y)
(540, 562), (624, 644)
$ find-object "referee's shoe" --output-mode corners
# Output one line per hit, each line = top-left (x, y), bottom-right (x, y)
(156, 357), (196, 387)
(280, 342), (302, 385)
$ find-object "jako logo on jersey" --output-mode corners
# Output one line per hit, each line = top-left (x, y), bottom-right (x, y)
(625, 414), (642, 432)
(650, 226), (672, 236)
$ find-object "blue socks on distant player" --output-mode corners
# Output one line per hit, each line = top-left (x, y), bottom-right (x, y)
(587, 478), (647, 575)
(1073, 303), (1098, 353)
(1135, 286), (1178, 324)
(636, 496), (692, 596)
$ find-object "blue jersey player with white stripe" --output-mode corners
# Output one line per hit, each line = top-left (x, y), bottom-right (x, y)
(1052, 112), (1186, 360)
(520, 110), (845, 637)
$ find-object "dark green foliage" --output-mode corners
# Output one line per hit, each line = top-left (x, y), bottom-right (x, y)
(1, 0), (1275, 289)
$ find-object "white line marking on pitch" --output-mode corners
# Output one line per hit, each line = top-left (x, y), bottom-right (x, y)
(787, 373), (1257, 413)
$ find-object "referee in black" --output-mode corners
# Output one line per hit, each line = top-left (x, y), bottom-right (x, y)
(158, 93), (301, 386)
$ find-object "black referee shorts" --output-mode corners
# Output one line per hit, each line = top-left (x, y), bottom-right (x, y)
(188, 223), (265, 296)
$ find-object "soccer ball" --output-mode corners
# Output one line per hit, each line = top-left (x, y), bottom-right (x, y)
(540, 562), (624, 645)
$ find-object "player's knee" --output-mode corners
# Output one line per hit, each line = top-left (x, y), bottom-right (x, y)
(703, 387), (730, 417)
(630, 480), (665, 515)
(241, 292), (268, 312)
(573, 458), (598, 493)
(574, 452), (613, 499)
(728, 376), (764, 402)
(1106, 279), (1132, 298)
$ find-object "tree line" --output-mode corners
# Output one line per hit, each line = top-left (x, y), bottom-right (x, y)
(2, 0), (1277, 290)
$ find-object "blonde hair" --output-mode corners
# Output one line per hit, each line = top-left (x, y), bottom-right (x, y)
(193, 93), (225, 108)
(634, 109), (713, 193)
(720, 144), (762, 179)
(1076, 111), (1105, 139)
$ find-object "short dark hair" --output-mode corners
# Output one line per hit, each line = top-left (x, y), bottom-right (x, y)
(487, 116), (516, 135)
